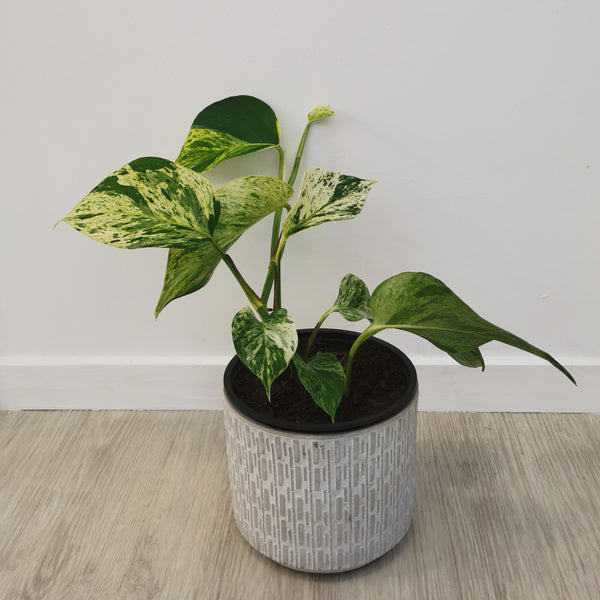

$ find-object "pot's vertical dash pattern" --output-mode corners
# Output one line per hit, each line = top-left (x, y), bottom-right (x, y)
(224, 392), (418, 573)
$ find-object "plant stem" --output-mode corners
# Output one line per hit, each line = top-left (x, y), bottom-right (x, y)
(274, 262), (282, 309)
(212, 241), (265, 314)
(263, 115), (314, 304)
(272, 235), (287, 309)
(261, 260), (276, 304)
(303, 308), (334, 360)
(262, 146), (286, 306)
(287, 122), (311, 187)
(261, 232), (287, 305)
(268, 210), (282, 268)
(276, 145), (285, 180)
(222, 254), (264, 313)
(343, 325), (382, 397)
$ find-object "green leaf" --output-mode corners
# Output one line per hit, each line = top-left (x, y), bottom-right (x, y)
(231, 307), (298, 399)
(331, 273), (373, 322)
(176, 95), (280, 173)
(281, 168), (376, 238)
(307, 105), (334, 123)
(60, 157), (218, 249)
(207, 199), (221, 235)
(369, 272), (575, 383)
(155, 177), (293, 316)
(445, 347), (485, 369)
(292, 353), (345, 422)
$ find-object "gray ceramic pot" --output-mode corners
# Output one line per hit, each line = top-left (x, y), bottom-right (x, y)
(223, 330), (418, 573)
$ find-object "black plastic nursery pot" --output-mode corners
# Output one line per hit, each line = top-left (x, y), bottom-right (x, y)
(222, 329), (420, 573)
(223, 328), (419, 434)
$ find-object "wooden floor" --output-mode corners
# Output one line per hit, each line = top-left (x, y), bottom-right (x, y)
(0, 412), (599, 600)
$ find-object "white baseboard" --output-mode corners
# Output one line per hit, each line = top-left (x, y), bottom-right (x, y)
(0, 360), (597, 412)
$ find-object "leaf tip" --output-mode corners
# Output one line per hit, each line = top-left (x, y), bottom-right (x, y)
(554, 358), (577, 385)
(542, 351), (576, 385)
(154, 296), (168, 319)
(264, 385), (272, 402)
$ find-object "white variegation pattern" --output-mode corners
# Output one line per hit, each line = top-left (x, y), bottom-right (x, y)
(175, 95), (280, 173)
(302, 274), (374, 361)
(155, 177), (293, 316)
(292, 353), (345, 421)
(60, 157), (217, 249)
(176, 128), (274, 174)
(331, 273), (372, 322)
(281, 168), (376, 238)
(215, 177), (293, 237)
(231, 308), (298, 398)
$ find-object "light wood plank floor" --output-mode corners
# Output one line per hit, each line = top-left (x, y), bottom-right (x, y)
(1, 411), (599, 600)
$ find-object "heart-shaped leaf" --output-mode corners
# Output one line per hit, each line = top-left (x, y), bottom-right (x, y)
(302, 273), (373, 360)
(155, 177), (293, 316)
(331, 273), (373, 322)
(281, 168), (376, 238)
(176, 95), (280, 173)
(231, 307), (298, 399)
(60, 157), (218, 249)
(292, 353), (345, 422)
(369, 272), (575, 383)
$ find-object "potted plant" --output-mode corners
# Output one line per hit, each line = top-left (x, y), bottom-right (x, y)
(58, 95), (575, 573)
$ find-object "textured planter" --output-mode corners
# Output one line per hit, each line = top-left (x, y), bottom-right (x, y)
(223, 330), (419, 573)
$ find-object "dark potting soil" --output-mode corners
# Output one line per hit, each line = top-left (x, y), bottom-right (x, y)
(230, 335), (410, 426)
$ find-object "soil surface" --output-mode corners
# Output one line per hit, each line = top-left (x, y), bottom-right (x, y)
(230, 333), (410, 426)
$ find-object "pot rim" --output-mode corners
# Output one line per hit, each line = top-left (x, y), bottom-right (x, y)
(223, 328), (418, 435)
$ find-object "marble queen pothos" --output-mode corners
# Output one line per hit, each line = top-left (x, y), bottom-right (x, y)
(59, 95), (575, 421)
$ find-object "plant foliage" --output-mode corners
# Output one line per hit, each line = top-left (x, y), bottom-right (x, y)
(59, 95), (575, 421)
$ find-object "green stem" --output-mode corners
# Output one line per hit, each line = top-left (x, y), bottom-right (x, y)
(212, 242), (265, 314)
(343, 325), (382, 397)
(262, 146), (286, 306)
(261, 260), (276, 304)
(223, 254), (264, 313)
(268, 210), (282, 263)
(263, 118), (315, 304)
(272, 235), (286, 309)
(276, 145), (285, 180)
(287, 122), (311, 187)
(261, 232), (287, 306)
(274, 262), (282, 310)
(303, 308), (334, 360)
(263, 114), (314, 304)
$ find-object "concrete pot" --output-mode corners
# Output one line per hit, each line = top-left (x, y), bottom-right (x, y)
(223, 330), (419, 573)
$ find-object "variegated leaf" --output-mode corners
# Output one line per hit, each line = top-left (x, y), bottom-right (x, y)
(369, 272), (575, 383)
(281, 168), (376, 238)
(307, 105), (334, 123)
(231, 307), (298, 399)
(331, 273), (372, 322)
(176, 95), (280, 173)
(60, 157), (218, 249)
(155, 177), (293, 316)
(292, 353), (345, 421)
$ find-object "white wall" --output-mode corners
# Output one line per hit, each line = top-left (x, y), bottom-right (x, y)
(1, 0), (598, 409)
